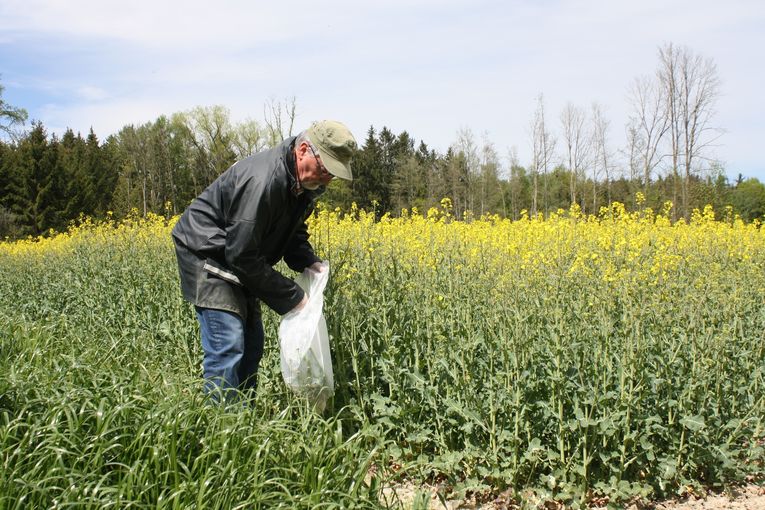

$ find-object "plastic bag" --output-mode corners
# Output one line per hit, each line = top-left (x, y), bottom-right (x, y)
(278, 261), (334, 412)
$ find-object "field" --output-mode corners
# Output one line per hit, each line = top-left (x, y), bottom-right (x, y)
(1, 200), (764, 509)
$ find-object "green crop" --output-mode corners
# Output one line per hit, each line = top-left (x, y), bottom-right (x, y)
(1, 205), (763, 508)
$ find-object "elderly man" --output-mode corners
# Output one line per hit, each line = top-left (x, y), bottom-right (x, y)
(171, 120), (356, 401)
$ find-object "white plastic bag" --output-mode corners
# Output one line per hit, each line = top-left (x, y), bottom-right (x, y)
(278, 261), (334, 412)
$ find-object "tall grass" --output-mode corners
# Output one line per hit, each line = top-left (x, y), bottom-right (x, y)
(0, 216), (386, 509)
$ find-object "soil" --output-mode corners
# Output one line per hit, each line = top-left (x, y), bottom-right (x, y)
(651, 485), (765, 510)
(379, 482), (765, 509)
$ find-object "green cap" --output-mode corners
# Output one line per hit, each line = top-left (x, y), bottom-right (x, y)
(306, 120), (357, 180)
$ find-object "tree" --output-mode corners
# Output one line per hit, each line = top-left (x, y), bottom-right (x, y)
(347, 125), (423, 214)
(113, 116), (196, 217)
(731, 178), (765, 222)
(0, 141), (8, 204)
(690, 165), (730, 215)
(0, 81), (28, 139)
(658, 43), (721, 219)
(590, 103), (613, 210)
(0, 141), (22, 237)
(12, 123), (64, 234)
(391, 154), (426, 213)
(263, 96), (297, 147)
(114, 124), (151, 216)
(413, 140), (438, 213)
(374, 127), (409, 214)
(96, 136), (121, 214)
(530, 94), (556, 215)
(57, 129), (90, 219)
(507, 147), (530, 219)
(350, 126), (383, 210)
(146, 118), (173, 215)
(232, 118), (268, 160)
(161, 119), (197, 214)
(560, 102), (591, 206)
(421, 142), (447, 211)
(627, 74), (669, 192)
(174, 106), (237, 194)
(479, 135), (503, 216)
(452, 128), (479, 216)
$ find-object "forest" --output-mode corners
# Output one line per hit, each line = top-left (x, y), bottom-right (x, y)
(1, 43), (764, 238)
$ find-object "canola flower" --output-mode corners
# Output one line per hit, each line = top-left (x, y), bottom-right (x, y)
(298, 200), (765, 297)
(0, 210), (176, 258)
(4, 201), (762, 289)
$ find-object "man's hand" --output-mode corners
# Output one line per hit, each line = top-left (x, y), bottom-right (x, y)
(291, 293), (308, 314)
(308, 261), (326, 273)
(288, 261), (325, 315)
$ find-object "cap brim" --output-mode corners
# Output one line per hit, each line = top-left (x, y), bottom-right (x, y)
(315, 144), (353, 180)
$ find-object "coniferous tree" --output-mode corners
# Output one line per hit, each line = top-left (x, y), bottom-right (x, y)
(414, 141), (440, 211)
(58, 129), (87, 220)
(96, 135), (121, 215)
(350, 127), (383, 211)
(319, 175), (353, 211)
(12, 123), (65, 233)
(0, 141), (9, 204)
(82, 129), (104, 215)
(1, 140), (24, 231)
(0, 141), (21, 236)
(391, 154), (425, 213)
(374, 127), (398, 214)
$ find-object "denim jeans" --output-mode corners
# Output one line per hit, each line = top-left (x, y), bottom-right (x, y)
(195, 306), (264, 402)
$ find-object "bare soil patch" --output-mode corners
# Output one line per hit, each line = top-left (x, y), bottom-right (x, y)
(379, 482), (765, 509)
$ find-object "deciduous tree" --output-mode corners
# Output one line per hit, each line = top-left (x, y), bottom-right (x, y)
(0, 81), (27, 139)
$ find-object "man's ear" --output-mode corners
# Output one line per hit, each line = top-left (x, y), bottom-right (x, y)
(296, 141), (310, 159)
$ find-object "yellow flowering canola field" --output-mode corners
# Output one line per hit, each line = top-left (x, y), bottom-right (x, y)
(1, 200), (763, 507)
(6, 200), (761, 293)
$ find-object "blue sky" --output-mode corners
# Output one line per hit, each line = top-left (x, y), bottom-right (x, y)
(1, 0), (764, 181)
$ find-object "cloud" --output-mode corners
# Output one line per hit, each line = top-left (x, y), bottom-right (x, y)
(39, 98), (183, 137)
(0, 1), (290, 48)
(2, 0), (764, 179)
(76, 86), (109, 101)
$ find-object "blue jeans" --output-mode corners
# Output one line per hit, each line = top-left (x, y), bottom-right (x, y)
(195, 306), (264, 402)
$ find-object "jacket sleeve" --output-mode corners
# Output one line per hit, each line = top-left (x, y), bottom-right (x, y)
(224, 178), (304, 315)
(283, 219), (321, 272)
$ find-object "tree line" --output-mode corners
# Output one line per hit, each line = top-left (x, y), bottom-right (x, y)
(2, 43), (765, 238)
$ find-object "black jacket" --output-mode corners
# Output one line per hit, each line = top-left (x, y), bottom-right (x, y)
(172, 137), (322, 317)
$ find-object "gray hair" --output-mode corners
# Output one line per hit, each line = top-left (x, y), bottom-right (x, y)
(295, 130), (311, 147)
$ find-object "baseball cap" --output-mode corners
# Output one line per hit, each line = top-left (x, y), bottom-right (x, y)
(306, 120), (357, 180)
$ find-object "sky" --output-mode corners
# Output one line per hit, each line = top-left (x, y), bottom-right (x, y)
(1, 0), (764, 181)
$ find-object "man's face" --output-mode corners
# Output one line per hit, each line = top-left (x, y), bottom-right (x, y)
(297, 142), (334, 190)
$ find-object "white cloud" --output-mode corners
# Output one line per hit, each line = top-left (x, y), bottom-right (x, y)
(76, 86), (109, 101)
(0, 1), (289, 47)
(2, 0), (764, 179)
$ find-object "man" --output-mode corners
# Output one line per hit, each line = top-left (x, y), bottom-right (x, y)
(172, 120), (356, 401)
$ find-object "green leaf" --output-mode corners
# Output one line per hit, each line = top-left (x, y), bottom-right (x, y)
(680, 415), (705, 431)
